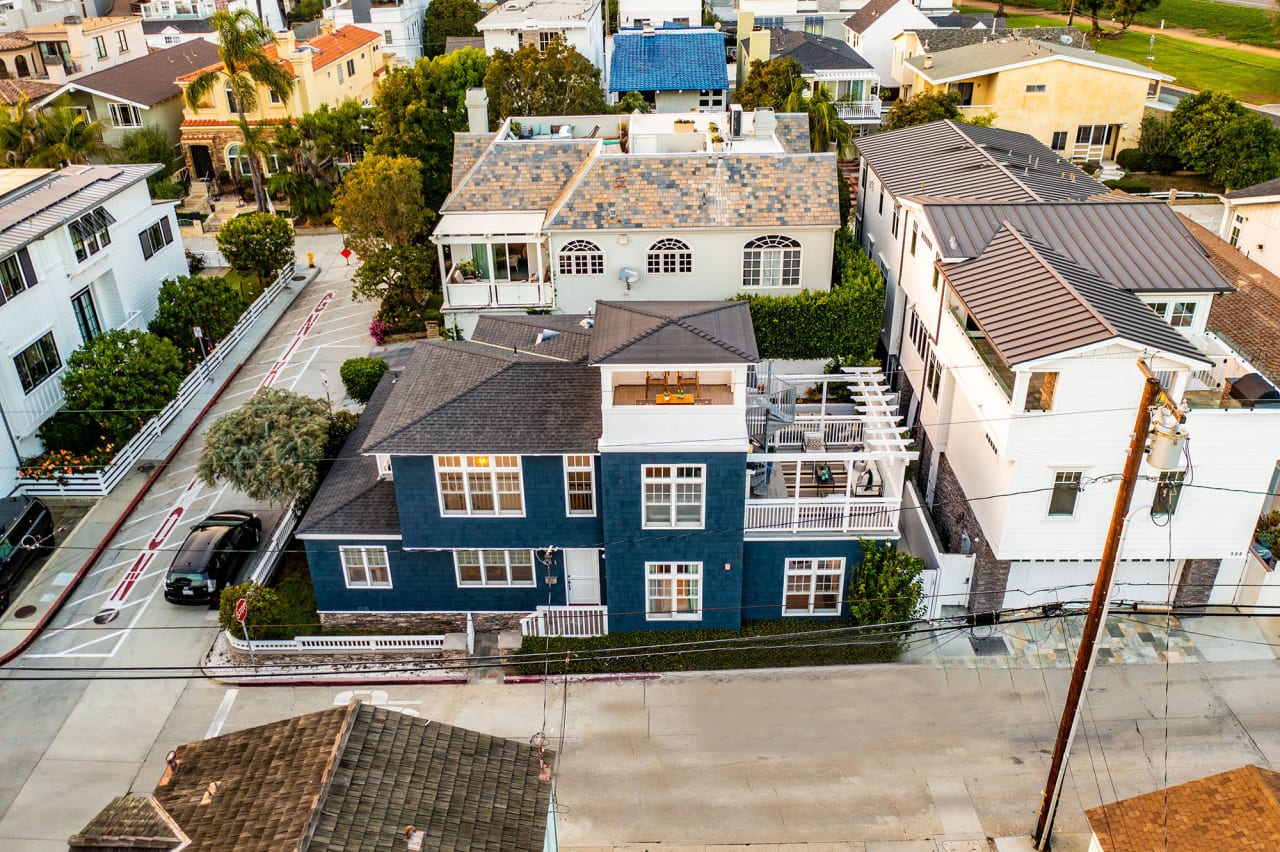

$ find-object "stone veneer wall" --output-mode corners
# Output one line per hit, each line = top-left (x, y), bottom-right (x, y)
(318, 611), (527, 634)
(1174, 558), (1221, 609)
(927, 449), (1011, 616)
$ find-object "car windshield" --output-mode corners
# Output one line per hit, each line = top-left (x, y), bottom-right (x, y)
(167, 570), (208, 585)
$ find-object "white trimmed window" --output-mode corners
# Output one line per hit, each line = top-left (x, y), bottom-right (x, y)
(376, 454), (393, 480)
(436, 455), (524, 516)
(108, 102), (141, 128)
(340, 546), (391, 588)
(1048, 471), (1082, 517)
(646, 562), (701, 620)
(783, 558), (845, 616)
(455, 549), (536, 587)
(642, 464), (705, 529)
(558, 239), (604, 276)
(742, 234), (801, 288)
(564, 454), (595, 516)
(646, 237), (692, 274)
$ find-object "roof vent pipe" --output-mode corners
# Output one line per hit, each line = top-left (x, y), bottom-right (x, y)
(923, 54), (933, 69)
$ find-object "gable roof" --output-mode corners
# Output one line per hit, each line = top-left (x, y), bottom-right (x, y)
(0, 78), (60, 107)
(444, 35), (486, 53)
(68, 796), (187, 850)
(920, 200), (1232, 293)
(72, 702), (554, 852)
(943, 224), (1205, 366)
(855, 120), (1106, 202)
(609, 29), (728, 93)
(40, 40), (220, 108)
(450, 132), (495, 190)
(361, 340), (601, 455)
(547, 152), (839, 230)
(0, 164), (158, 256)
(772, 113), (812, 154)
(844, 0), (905, 34)
(768, 29), (874, 73)
(442, 139), (598, 213)
(927, 12), (998, 28)
(470, 312), (595, 362)
(1224, 175), (1280, 202)
(1087, 765), (1280, 851)
(904, 26), (1088, 53)
(589, 300), (758, 364)
(296, 369), (400, 537)
(904, 37), (1171, 83)
(176, 25), (380, 82)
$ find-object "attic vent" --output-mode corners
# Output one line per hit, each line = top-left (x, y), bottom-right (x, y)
(535, 329), (561, 344)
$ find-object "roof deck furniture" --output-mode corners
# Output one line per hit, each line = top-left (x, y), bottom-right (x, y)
(803, 431), (826, 452)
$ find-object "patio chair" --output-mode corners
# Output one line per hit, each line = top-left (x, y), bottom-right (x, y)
(646, 371), (670, 397)
(676, 370), (700, 396)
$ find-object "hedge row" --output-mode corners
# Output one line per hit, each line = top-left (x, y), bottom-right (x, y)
(509, 618), (901, 675)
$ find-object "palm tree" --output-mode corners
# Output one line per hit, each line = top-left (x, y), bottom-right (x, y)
(782, 80), (853, 160)
(184, 9), (295, 212)
(0, 95), (43, 166)
(30, 99), (112, 167)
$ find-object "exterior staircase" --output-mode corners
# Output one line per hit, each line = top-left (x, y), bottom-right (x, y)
(746, 365), (798, 450)
(1098, 159), (1125, 182)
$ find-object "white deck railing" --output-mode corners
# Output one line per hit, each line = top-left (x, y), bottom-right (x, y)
(835, 101), (882, 121)
(225, 631), (445, 654)
(520, 605), (609, 638)
(770, 415), (863, 450)
(444, 280), (552, 309)
(745, 497), (899, 535)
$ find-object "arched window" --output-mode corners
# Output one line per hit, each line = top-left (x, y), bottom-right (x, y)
(13, 55), (28, 77)
(558, 239), (604, 276)
(742, 235), (801, 288)
(226, 144), (250, 177)
(646, 237), (692, 275)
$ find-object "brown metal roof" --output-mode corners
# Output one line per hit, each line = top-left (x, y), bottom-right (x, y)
(589, 300), (759, 364)
(922, 200), (1233, 293)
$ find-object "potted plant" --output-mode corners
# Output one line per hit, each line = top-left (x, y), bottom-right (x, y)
(456, 260), (479, 281)
(510, 120), (523, 138)
(674, 118), (696, 133)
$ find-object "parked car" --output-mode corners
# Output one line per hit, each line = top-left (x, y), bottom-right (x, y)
(163, 511), (261, 608)
(0, 496), (55, 611)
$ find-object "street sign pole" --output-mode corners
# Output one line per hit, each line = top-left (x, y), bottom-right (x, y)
(235, 597), (255, 668)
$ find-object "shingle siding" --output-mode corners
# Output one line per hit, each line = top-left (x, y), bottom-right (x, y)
(741, 539), (865, 620)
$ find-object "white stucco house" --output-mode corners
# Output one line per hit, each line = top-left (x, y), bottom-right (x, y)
(0, 165), (187, 495)
(432, 94), (839, 334)
(843, 0), (933, 92)
(1220, 177), (1280, 279)
(477, 0), (605, 74)
(138, 0), (286, 51)
(617, 0), (700, 27)
(327, 0), (428, 64)
(856, 119), (1280, 618)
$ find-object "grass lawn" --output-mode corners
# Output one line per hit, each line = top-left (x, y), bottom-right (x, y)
(982, 0), (1278, 47)
(961, 9), (1280, 103)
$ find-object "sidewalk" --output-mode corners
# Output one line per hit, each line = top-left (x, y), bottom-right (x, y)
(0, 263), (318, 663)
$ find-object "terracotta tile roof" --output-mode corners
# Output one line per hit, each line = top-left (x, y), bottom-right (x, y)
(547, 152), (840, 230)
(0, 32), (33, 50)
(180, 117), (289, 128)
(1087, 764), (1280, 851)
(450, 132), (495, 190)
(441, 139), (598, 213)
(0, 78), (60, 106)
(1184, 214), (1280, 384)
(176, 25), (380, 82)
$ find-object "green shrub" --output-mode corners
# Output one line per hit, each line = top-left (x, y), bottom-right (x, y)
(150, 179), (185, 200)
(339, 357), (389, 404)
(847, 541), (925, 631)
(148, 274), (246, 368)
(510, 618), (901, 675)
(1115, 148), (1149, 172)
(1257, 511), (1280, 551)
(37, 409), (102, 455)
(1104, 178), (1152, 193)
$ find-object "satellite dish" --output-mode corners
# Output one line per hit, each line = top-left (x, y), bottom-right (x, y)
(618, 267), (641, 289)
(1059, 34), (1073, 44)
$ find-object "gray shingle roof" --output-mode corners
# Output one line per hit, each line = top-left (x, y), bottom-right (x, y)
(0, 164), (159, 256)
(589, 300), (759, 364)
(772, 113), (812, 154)
(921, 200), (1233, 293)
(361, 340), (601, 455)
(297, 371), (400, 538)
(48, 40), (220, 107)
(906, 26), (1088, 53)
(1226, 176), (1280, 201)
(768, 29), (873, 72)
(470, 313), (595, 362)
(547, 153), (839, 230)
(904, 37), (1170, 83)
(856, 120), (1105, 202)
(943, 224), (1206, 366)
(441, 139), (597, 213)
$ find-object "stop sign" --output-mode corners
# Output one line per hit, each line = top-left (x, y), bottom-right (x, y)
(234, 598), (248, 622)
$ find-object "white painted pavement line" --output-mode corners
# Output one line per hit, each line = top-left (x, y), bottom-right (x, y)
(24, 628), (126, 658)
(87, 556), (135, 578)
(32, 595), (148, 640)
(284, 348), (322, 392)
(205, 689), (239, 739)
(56, 568), (168, 609)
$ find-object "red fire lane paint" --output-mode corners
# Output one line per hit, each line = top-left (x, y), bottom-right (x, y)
(98, 290), (336, 611)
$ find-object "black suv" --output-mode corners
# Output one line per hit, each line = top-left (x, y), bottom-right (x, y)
(163, 511), (261, 607)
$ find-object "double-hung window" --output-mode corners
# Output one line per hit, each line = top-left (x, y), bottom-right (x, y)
(1048, 471), (1083, 517)
(93, 35), (107, 59)
(139, 217), (173, 259)
(783, 558), (845, 616)
(117, 30), (129, 53)
(803, 15), (823, 34)
(0, 248), (37, 302)
(69, 207), (114, 262)
(346, 58), (356, 77)
(340, 546), (391, 588)
(108, 102), (141, 128)
(642, 464), (704, 528)
(436, 455), (524, 516)
(455, 549), (536, 587)
(14, 332), (60, 393)
(646, 562), (701, 620)
(564, 455), (595, 516)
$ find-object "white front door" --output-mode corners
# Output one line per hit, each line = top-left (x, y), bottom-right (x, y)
(564, 549), (601, 605)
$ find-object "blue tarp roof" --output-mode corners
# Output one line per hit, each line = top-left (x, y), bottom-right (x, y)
(609, 30), (728, 93)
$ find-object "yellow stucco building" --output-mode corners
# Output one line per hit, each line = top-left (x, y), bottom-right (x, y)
(176, 22), (383, 183)
(899, 37), (1170, 162)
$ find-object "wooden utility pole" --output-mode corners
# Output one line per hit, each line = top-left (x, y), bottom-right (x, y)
(1032, 371), (1162, 849)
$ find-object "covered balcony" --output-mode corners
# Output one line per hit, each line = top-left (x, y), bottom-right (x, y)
(745, 368), (915, 536)
(433, 217), (552, 311)
(609, 369), (736, 406)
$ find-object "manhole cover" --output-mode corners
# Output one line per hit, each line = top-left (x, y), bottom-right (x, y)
(292, 275), (306, 281)
(93, 608), (119, 624)
(13, 605), (36, 619)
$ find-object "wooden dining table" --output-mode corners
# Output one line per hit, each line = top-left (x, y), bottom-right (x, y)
(655, 393), (697, 405)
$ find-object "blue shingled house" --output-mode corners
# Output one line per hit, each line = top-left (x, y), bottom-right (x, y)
(297, 301), (914, 637)
(608, 27), (729, 112)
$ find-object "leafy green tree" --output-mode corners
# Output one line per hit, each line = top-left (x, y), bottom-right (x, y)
(0, 95), (42, 166)
(1169, 90), (1280, 189)
(1137, 113), (1181, 174)
(340, 357), (389, 404)
(422, 0), (484, 58)
(216, 211), (296, 286)
(61, 330), (185, 447)
(183, 9), (295, 212)
(612, 91), (651, 114)
(148, 274), (246, 364)
(847, 541), (925, 633)
(118, 125), (178, 191)
(372, 47), (488, 209)
(785, 82), (852, 158)
(880, 91), (963, 130)
(30, 98), (113, 167)
(351, 244), (436, 304)
(735, 57), (803, 110)
(332, 155), (433, 257)
(218, 581), (287, 639)
(1074, 0), (1109, 35)
(273, 100), (372, 187)
(197, 388), (331, 504)
(1109, 0), (1161, 29)
(484, 37), (607, 123)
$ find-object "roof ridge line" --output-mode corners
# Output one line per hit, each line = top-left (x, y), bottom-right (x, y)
(1000, 223), (1118, 337)
(543, 139), (603, 225)
(299, 701), (365, 850)
(466, 337), (574, 362)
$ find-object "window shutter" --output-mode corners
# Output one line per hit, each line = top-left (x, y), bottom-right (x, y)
(139, 230), (154, 259)
(17, 248), (36, 288)
(159, 216), (172, 245)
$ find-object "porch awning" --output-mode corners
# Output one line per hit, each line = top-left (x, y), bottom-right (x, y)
(432, 211), (546, 239)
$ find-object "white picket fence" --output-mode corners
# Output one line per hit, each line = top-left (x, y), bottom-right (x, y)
(520, 605), (609, 638)
(225, 631), (446, 654)
(18, 262), (297, 497)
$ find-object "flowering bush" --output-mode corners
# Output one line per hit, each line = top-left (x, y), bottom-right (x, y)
(20, 445), (117, 482)
(368, 317), (392, 345)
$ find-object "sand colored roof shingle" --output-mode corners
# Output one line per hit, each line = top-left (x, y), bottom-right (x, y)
(0, 32), (33, 50)
(23, 16), (136, 36)
(450, 132), (496, 190)
(442, 139), (598, 212)
(176, 25), (380, 82)
(772, 113), (811, 154)
(1087, 764), (1280, 851)
(905, 37), (1171, 83)
(548, 152), (839, 230)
